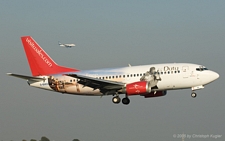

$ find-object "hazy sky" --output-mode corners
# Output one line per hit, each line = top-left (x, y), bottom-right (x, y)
(0, 1), (224, 141)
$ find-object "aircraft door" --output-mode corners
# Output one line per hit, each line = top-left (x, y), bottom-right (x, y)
(182, 66), (189, 78)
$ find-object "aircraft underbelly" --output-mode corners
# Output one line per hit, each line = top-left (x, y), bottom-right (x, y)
(29, 80), (52, 91)
(29, 77), (102, 95)
(154, 73), (202, 90)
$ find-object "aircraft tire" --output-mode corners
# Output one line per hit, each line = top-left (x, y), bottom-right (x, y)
(191, 92), (197, 98)
(112, 96), (121, 104)
(122, 97), (130, 105)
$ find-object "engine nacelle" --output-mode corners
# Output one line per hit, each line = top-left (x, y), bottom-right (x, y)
(122, 81), (151, 96)
(142, 91), (167, 98)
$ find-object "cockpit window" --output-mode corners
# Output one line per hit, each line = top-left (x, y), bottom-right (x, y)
(196, 66), (208, 71)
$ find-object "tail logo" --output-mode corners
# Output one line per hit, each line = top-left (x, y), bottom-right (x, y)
(26, 38), (52, 67)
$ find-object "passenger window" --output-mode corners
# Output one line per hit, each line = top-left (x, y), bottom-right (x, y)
(127, 75), (129, 77)
(137, 74), (139, 77)
(123, 75), (125, 78)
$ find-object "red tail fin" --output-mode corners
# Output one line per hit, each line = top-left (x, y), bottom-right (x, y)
(21, 36), (79, 76)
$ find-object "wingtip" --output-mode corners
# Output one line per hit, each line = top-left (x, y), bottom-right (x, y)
(7, 73), (12, 75)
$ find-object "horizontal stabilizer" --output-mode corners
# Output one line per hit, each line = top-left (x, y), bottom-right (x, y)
(7, 73), (45, 82)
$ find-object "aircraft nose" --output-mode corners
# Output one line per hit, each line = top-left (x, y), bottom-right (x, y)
(212, 71), (219, 81)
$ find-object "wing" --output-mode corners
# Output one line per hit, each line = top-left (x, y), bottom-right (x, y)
(66, 74), (125, 95)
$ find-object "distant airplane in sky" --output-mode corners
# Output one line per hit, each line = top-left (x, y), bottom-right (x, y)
(58, 41), (75, 48)
(7, 36), (219, 105)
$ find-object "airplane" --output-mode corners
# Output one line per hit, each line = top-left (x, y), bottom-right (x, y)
(7, 36), (219, 105)
(58, 41), (75, 48)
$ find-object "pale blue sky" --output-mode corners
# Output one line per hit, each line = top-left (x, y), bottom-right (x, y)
(0, 1), (224, 141)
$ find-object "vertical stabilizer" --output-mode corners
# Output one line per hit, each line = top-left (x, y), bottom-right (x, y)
(21, 36), (79, 76)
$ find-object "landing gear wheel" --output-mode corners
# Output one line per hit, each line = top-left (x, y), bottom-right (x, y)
(122, 97), (130, 105)
(112, 96), (121, 104)
(191, 92), (197, 98)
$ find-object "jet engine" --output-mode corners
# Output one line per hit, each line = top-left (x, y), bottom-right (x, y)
(121, 81), (167, 98)
(122, 81), (151, 96)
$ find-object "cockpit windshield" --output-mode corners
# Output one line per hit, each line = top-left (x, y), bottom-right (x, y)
(196, 66), (208, 71)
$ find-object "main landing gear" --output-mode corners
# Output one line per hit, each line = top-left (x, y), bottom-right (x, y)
(112, 96), (121, 104)
(112, 95), (130, 105)
(191, 92), (197, 98)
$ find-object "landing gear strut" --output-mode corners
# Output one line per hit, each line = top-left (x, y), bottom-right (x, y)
(191, 92), (197, 98)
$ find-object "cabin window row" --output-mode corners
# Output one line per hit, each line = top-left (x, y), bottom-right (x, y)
(98, 73), (143, 80)
(160, 70), (181, 74)
(96, 70), (180, 79)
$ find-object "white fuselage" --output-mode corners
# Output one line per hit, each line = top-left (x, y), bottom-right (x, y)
(59, 44), (75, 47)
(29, 63), (219, 96)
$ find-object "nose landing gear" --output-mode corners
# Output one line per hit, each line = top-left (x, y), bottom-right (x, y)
(191, 92), (197, 98)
